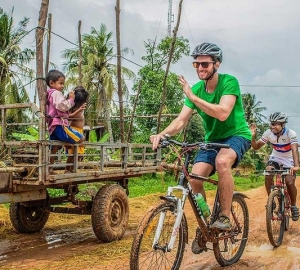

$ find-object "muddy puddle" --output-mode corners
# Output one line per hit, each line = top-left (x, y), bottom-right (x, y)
(0, 221), (96, 267)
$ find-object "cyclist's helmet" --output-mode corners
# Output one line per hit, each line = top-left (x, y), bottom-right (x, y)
(191, 42), (223, 63)
(269, 112), (288, 123)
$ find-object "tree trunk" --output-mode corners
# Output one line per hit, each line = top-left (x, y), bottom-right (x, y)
(115, 0), (124, 142)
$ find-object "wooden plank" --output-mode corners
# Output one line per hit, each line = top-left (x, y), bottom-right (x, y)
(0, 189), (47, 204)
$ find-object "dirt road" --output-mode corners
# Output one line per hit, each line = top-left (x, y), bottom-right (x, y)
(1, 179), (300, 270)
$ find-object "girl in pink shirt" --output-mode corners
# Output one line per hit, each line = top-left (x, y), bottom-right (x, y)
(45, 70), (84, 174)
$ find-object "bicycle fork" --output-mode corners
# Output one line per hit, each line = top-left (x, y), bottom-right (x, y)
(152, 185), (189, 251)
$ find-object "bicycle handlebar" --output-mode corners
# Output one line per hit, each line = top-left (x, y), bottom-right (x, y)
(263, 169), (290, 176)
(159, 135), (230, 150)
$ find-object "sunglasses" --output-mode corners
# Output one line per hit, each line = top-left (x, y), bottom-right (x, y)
(192, 61), (215, 68)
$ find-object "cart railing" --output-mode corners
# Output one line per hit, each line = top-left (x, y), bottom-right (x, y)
(0, 103), (162, 203)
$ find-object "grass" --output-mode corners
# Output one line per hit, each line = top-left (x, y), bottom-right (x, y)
(46, 171), (265, 200)
(128, 173), (175, 198)
(127, 172), (265, 198)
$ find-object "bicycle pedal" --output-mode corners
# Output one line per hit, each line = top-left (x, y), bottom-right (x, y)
(191, 239), (207, 254)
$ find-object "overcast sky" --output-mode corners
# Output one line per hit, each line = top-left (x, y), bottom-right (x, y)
(2, 0), (300, 139)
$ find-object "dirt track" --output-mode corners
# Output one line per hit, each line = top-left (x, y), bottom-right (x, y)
(1, 178), (300, 269)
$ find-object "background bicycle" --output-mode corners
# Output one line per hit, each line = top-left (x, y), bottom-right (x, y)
(264, 168), (293, 247)
(130, 137), (249, 269)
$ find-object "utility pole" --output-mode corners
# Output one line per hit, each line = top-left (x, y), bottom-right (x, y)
(167, 0), (174, 36)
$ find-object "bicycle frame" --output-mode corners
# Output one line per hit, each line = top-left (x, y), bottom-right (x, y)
(156, 141), (243, 250)
(266, 169), (291, 215)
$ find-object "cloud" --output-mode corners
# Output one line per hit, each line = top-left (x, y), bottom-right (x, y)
(2, 0), (300, 140)
(251, 69), (286, 85)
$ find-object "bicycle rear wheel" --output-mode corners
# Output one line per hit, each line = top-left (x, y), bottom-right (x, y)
(213, 193), (249, 266)
(130, 201), (188, 270)
(266, 190), (285, 247)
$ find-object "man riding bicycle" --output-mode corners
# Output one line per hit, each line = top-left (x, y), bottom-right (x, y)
(150, 42), (251, 242)
(250, 112), (299, 221)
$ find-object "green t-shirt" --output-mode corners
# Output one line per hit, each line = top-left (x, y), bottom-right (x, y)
(184, 73), (251, 142)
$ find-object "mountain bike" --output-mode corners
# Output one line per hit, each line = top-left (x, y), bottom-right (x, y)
(130, 136), (249, 269)
(264, 168), (292, 247)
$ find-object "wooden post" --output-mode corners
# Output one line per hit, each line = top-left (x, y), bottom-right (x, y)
(78, 20), (83, 86)
(36, 0), (49, 183)
(156, 0), (184, 134)
(36, 0), (49, 108)
(115, 0), (124, 142)
(127, 80), (142, 142)
(45, 13), (52, 75)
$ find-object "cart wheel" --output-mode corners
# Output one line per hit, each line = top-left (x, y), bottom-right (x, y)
(91, 184), (129, 242)
(9, 192), (50, 233)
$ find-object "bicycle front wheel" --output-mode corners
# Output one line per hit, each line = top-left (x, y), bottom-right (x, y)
(266, 190), (285, 247)
(284, 193), (290, 231)
(213, 194), (249, 266)
(130, 201), (188, 270)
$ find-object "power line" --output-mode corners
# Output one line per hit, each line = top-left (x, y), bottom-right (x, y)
(14, 25), (300, 90)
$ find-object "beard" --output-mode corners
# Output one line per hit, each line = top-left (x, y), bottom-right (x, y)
(198, 68), (215, 80)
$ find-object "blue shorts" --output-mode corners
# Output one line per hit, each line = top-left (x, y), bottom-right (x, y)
(194, 136), (251, 171)
(50, 125), (84, 144)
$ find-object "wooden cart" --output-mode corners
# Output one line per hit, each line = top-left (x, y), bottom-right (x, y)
(0, 103), (161, 242)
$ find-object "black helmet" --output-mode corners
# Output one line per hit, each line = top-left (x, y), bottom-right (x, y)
(269, 112), (288, 123)
(191, 42), (223, 63)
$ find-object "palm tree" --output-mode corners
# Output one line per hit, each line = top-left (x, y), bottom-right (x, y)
(0, 8), (35, 124)
(242, 93), (268, 124)
(62, 24), (135, 143)
(242, 92), (270, 170)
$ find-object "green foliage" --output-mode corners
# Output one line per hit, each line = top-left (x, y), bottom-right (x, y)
(12, 126), (40, 141)
(47, 188), (66, 198)
(0, 7), (35, 126)
(89, 130), (109, 143)
(239, 92), (269, 169)
(142, 36), (190, 67)
(185, 114), (205, 143)
(62, 23), (135, 143)
(238, 151), (255, 170)
(242, 93), (267, 125)
(129, 36), (190, 143)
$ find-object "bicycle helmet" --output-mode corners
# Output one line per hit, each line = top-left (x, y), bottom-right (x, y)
(269, 112), (288, 123)
(191, 42), (223, 63)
